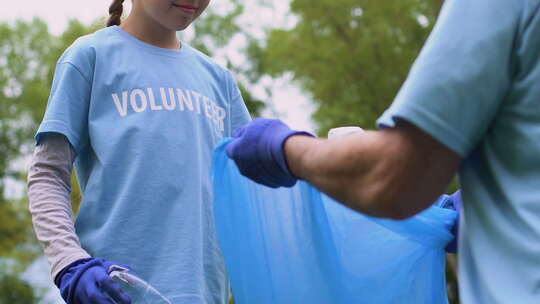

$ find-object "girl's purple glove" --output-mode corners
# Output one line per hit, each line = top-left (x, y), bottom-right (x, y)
(55, 257), (132, 304)
(226, 118), (314, 188)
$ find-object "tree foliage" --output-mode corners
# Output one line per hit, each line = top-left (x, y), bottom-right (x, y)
(190, 0), (265, 116)
(249, 0), (442, 135)
(0, 18), (52, 277)
(0, 18), (99, 302)
(0, 275), (37, 304)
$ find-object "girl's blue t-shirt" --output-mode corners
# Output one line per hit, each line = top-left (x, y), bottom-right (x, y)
(37, 26), (251, 303)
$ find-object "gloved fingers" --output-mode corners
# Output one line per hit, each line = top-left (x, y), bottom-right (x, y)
(95, 269), (132, 304)
(226, 140), (237, 158)
(87, 290), (116, 304)
(225, 117), (301, 188)
(227, 125), (249, 158)
(232, 125), (247, 138)
(80, 273), (116, 304)
(450, 190), (462, 212)
(237, 165), (275, 188)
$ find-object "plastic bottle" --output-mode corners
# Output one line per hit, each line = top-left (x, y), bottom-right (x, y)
(109, 265), (172, 304)
(327, 126), (364, 139)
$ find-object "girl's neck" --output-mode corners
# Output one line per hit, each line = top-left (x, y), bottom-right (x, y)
(120, 10), (181, 50)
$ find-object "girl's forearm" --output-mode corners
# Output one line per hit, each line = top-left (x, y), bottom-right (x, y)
(27, 133), (90, 279)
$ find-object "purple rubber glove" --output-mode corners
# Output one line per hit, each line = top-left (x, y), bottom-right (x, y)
(441, 190), (462, 253)
(55, 258), (132, 304)
(226, 118), (314, 188)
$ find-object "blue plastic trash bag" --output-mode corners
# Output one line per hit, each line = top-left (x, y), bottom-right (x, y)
(213, 140), (458, 304)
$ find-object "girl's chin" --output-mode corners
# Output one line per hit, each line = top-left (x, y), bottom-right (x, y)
(164, 17), (195, 31)
(172, 23), (191, 31)
(157, 21), (191, 32)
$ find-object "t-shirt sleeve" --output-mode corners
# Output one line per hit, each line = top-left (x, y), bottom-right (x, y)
(226, 71), (252, 136)
(36, 44), (94, 153)
(377, 0), (522, 157)
(27, 133), (91, 278)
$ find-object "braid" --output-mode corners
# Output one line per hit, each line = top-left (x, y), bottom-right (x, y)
(107, 0), (125, 27)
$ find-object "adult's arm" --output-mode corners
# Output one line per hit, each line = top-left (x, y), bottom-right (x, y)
(27, 133), (91, 279)
(285, 120), (461, 219)
(229, 0), (518, 219)
(285, 0), (521, 218)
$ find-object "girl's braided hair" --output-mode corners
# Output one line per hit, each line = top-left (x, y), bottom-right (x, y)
(107, 0), (125, 27)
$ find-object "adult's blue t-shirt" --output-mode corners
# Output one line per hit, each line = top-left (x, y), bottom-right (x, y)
(378, 0), (540, 303)
(37, 26), (251, 303)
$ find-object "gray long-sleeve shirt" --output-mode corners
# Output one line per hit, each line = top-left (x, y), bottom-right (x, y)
(27, 133), (90, 280)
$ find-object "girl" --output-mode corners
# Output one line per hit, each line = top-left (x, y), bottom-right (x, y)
(27, 0), (251, 303)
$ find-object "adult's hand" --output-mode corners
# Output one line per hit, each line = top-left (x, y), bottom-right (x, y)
(227, 118), (313, 188)
(443, 191), (462, 253)
(56, 257), (132, 304)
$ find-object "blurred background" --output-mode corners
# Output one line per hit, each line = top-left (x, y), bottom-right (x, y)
(0, 0), (459, 303)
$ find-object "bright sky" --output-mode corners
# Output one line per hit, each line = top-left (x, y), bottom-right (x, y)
(1, 1), (314, 303)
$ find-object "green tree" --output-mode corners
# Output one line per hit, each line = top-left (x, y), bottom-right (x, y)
(0, 275), (37, 304)
(249, 0), (442, 135)
(188, 0), (265, 116)
(0, 19), (54, 302)
(0, 18), (99, 302)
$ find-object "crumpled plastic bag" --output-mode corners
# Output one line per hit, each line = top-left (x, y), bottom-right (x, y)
(213, 140), (457, 304)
